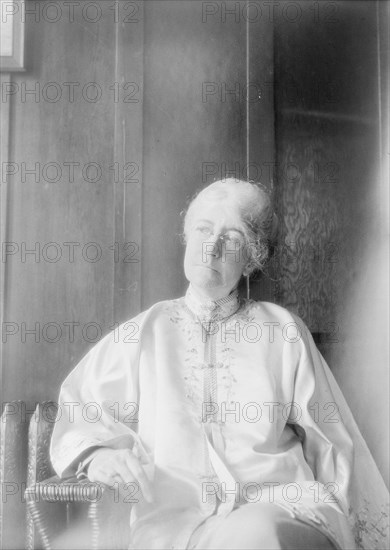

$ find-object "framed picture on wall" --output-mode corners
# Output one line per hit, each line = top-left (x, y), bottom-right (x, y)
(0, 0), (25, 71)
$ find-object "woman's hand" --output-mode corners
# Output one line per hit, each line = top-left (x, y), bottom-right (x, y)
(87, 448), (153, 503)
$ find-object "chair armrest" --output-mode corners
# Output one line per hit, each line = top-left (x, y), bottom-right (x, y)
(25, 475), (105, 550)
(25, 475), (132, 550)
(25, 474), (103, 503)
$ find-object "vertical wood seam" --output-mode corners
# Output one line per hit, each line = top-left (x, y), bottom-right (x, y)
(113, 4), (144, 323)
(0, 73), (12, 405)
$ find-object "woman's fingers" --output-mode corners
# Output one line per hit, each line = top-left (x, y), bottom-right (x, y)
(113, 458), (137, 485)
(87, 449), (126, 482)
(87, 448), (153, 503)
(87, 448), (117, 482)
(87, 464), (117, 486)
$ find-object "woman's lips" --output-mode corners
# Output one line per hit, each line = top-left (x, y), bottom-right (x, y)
(194, 264), (219, 273)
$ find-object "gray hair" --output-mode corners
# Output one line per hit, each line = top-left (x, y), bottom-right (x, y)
(183, 179), (277, 276)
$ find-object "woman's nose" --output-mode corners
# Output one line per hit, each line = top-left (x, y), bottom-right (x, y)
(207, 234), (223, 258)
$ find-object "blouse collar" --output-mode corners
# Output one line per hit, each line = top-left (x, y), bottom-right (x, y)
(184, 284), (240, 322)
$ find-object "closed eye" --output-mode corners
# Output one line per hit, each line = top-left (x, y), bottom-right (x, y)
(223, 231), (245, 244)
(195, 225), (213, 236)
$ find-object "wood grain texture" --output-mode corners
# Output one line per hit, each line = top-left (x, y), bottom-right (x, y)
(141, 1), (274, 308)
(273, 119), (341, 331)
(113, 3), (144, 322)
(273, 2), (380, 335)
(1, 1), (275, 403)
(0, 73), (11, 419)
(2, 2), (118, 403)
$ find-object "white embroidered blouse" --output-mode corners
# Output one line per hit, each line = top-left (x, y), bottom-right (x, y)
(50, 287), (389, 550)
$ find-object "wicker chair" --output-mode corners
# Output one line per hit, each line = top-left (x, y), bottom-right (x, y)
(1, 401), (130, 550)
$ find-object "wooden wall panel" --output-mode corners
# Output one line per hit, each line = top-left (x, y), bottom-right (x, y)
(141, 1), (274, 308)
(142, 0), (245, 308)
(2, 3), (118, 404)
(113, 4), (144, 322)
(1, 1), (275, 408)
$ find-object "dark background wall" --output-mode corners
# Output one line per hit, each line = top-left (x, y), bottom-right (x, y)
(0, 0), (388, 491)
(273, 0), (389, 485)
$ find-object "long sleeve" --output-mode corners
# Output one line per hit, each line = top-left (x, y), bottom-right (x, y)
(288, 320), (353, 516)
(289, 318), (389, 549)
(50, 324), (141, 478)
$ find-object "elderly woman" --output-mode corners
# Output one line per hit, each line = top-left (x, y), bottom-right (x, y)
(51, 179), (389, 550)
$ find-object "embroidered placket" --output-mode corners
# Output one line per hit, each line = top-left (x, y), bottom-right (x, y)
(202, 318), (237, 515)
(182, 287), (241, 515)
(200, 319), (219, 511)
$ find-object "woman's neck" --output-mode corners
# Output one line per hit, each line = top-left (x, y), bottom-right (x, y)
(188, 283), (237, 304)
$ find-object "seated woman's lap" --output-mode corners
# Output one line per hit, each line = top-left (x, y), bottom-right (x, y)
(188, 503), (337, 550)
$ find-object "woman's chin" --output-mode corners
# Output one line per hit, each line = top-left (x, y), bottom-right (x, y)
(192, 281), (220, 293)
(189, 273), (220, 288)
(186, 266), (220, 285)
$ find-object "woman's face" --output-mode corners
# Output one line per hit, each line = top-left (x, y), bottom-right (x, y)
(184, 199), (248, 300)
